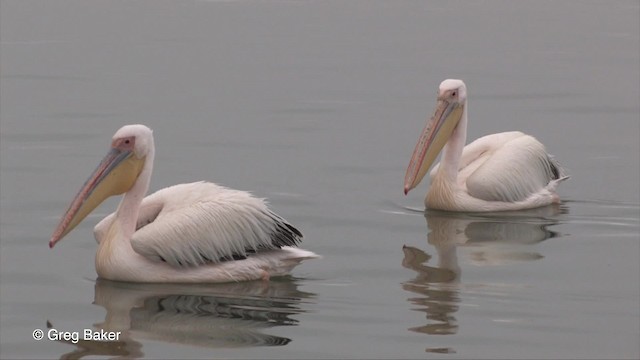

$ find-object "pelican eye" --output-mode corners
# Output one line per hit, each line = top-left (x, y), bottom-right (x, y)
(116, 136), (135, 150)
(451, 91), (457, 97)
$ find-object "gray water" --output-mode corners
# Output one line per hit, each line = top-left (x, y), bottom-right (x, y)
(1, 1), (639, 359)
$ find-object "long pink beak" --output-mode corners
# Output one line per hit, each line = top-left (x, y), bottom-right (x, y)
(404, 98), (462, 195)
(49, 148), (132, 248)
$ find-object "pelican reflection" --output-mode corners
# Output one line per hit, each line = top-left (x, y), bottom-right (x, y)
(49, 278), (315, 359)
(402, 204), (565, 353)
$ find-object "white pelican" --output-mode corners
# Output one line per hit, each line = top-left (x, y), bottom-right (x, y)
(404, 79), (568, 212)
(50, 124), (318, 283)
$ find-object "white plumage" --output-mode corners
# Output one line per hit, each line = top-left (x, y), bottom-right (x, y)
(50, 124), (318, 283)
(95, 181), (302, 267)
(405, 79), (568, 212)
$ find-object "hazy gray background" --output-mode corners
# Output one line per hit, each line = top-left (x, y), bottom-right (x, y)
(1, 1), (638, 358)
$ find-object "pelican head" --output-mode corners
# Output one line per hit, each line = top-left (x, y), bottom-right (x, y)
(49, 124), (153, 248)
(404, 79), (467, 195)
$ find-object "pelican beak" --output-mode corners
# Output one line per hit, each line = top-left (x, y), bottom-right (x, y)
(404, 98), (463, 194)
(49, 148), (145, 248)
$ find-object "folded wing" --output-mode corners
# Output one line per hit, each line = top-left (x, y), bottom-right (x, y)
(465, 133), (563, 203)
(129, 182), (302, 267)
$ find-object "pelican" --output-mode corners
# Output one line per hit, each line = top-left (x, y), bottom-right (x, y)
(404, 79), (568, 212)
(50, 124), (318, 283)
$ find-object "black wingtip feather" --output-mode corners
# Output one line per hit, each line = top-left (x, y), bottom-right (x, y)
(262, 211), (303, 248)
(550, 159), (560, 179)
(270, 223), (302, 247)
(547, 154), (566, 180)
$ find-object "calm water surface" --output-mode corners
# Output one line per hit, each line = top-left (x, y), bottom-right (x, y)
(1, 1), (639, 359)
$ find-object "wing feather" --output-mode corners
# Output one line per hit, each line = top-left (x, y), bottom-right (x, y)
(129, 182), (302, 267)
(465, 134), (561, 202)
(431, 131), (527, 180)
